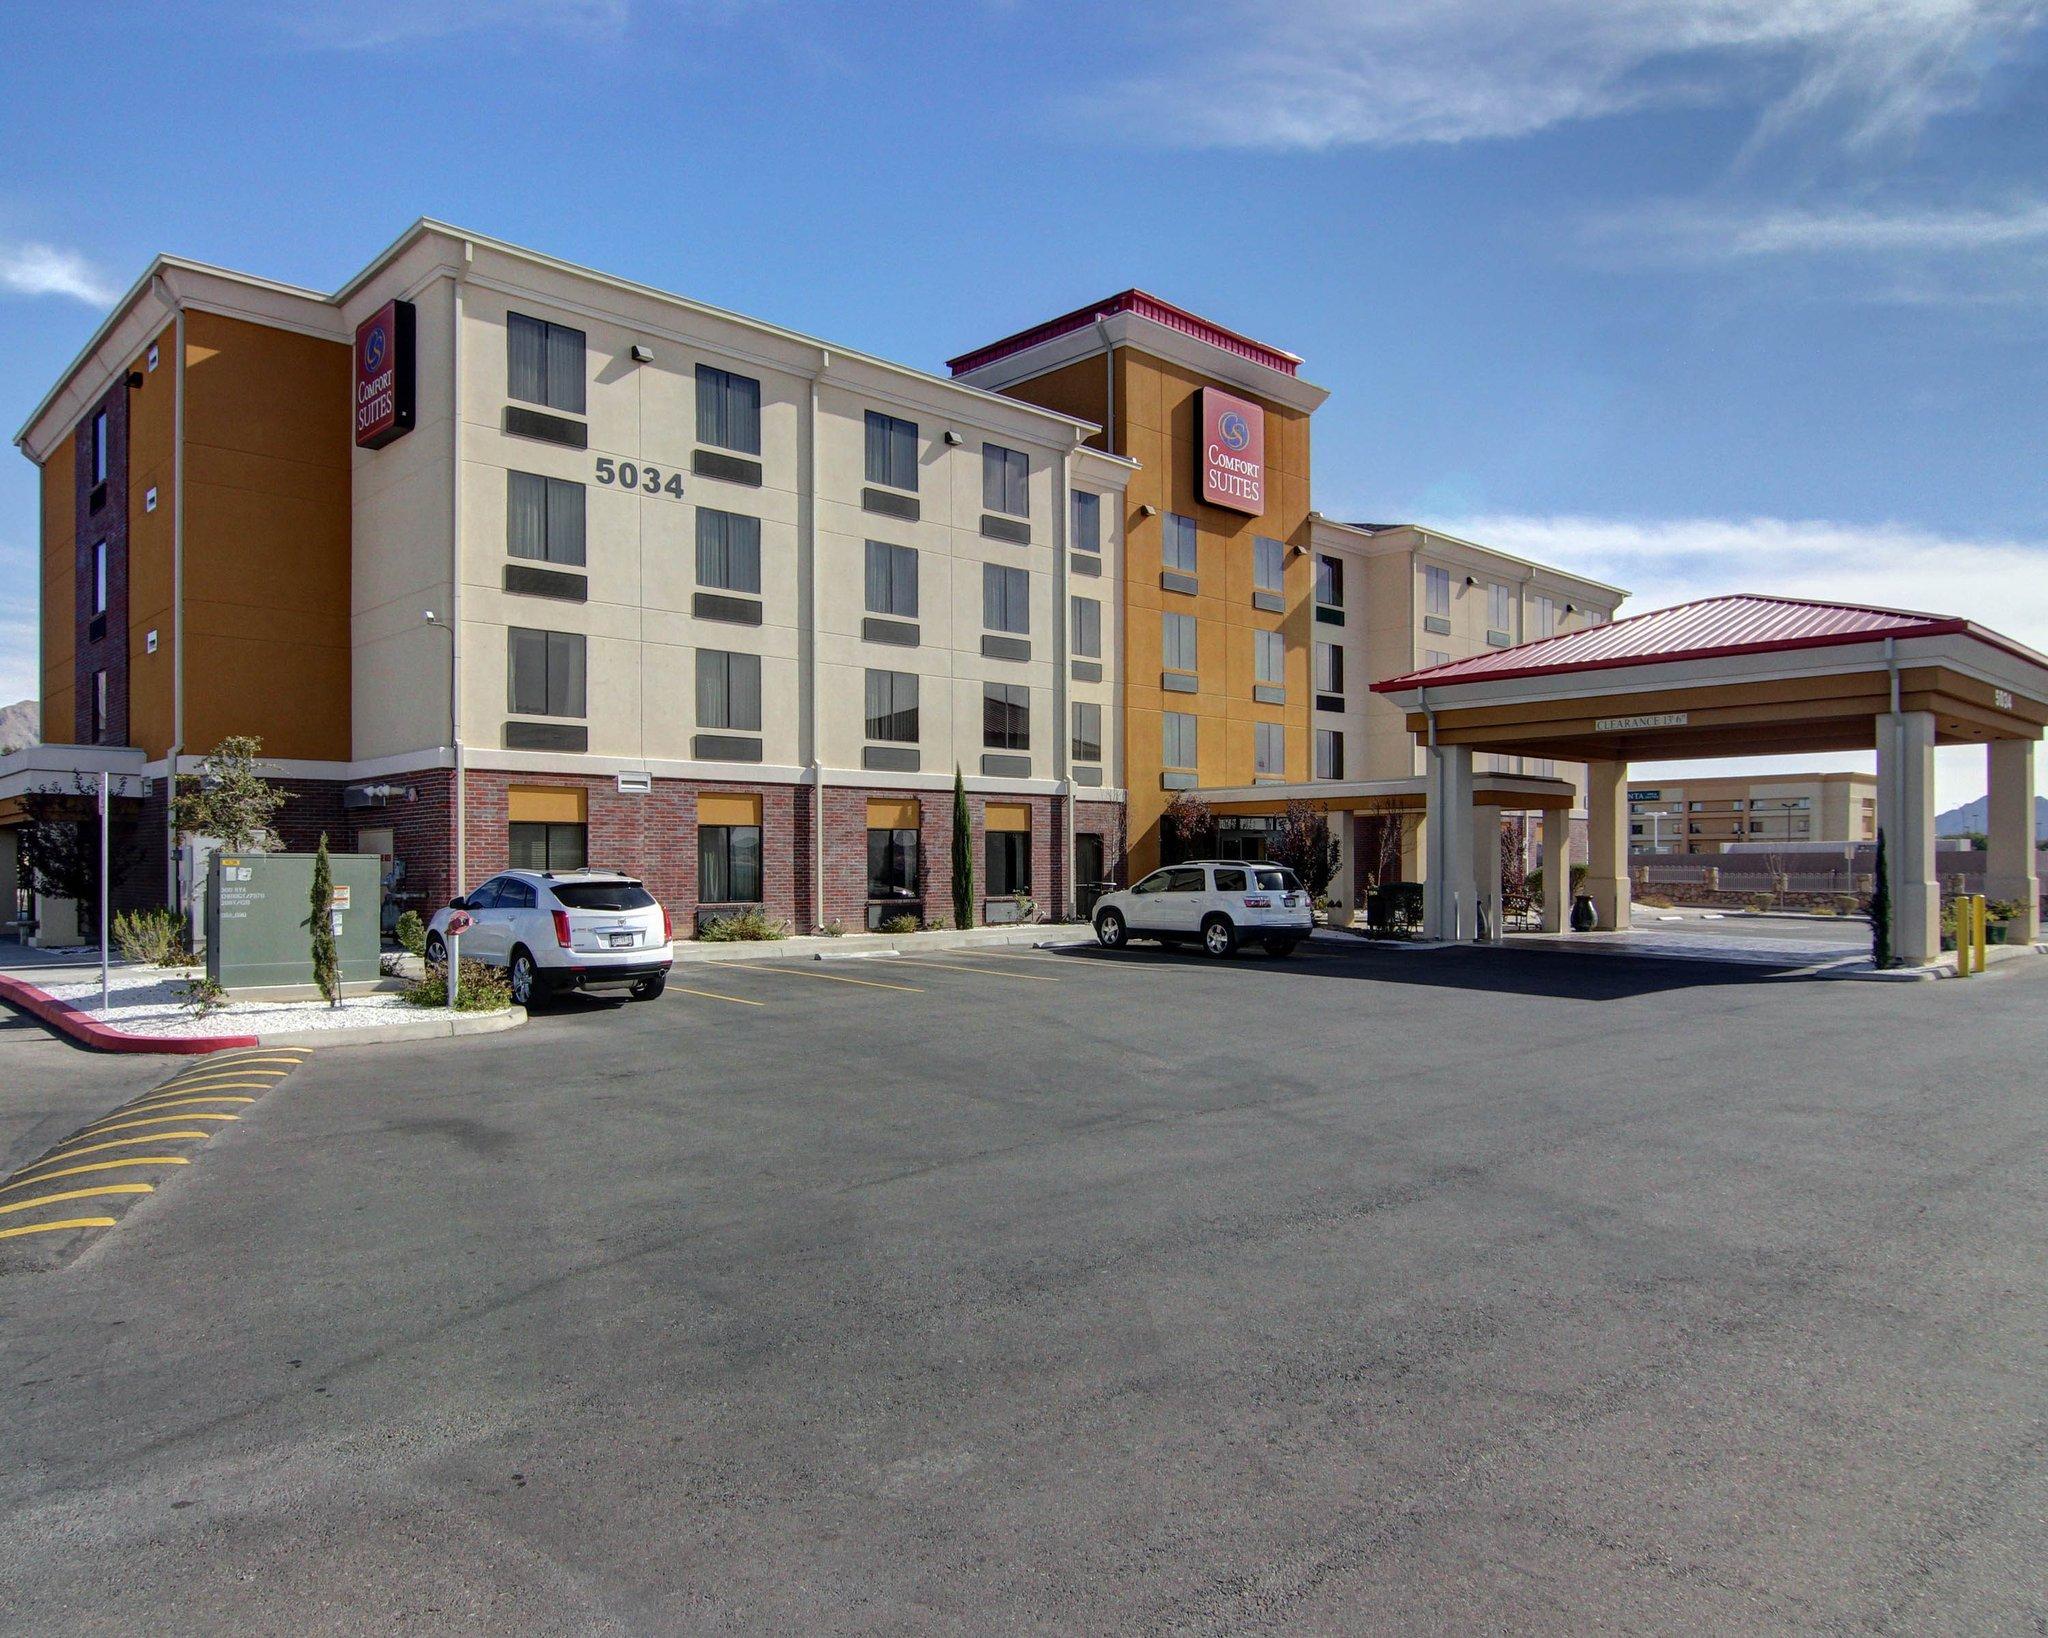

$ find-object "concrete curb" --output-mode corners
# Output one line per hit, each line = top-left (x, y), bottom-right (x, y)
(256, 1006), (526, 1048)
(0, 972), (261, 1055)
(671, 924), (1076, 965)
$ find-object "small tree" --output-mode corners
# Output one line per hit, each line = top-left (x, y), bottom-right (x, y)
(951, 767), (974, 930)
(1357, 796), (1406, 891)
(1871, 828), (1892, 969)
(14, 778), (143, 936)
(172, 736), (290, 851)
(1272, 800), (1342, 902)
(309, 834), (340, 1005)
(1161, 791), (1215, 862)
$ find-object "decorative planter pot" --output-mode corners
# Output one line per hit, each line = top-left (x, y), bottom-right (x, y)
(1569, 894), (1597, 933)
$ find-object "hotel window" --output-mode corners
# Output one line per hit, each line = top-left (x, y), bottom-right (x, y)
(868, 815), (920, 905)
(864, 410), (918, 491)
(507, 313), (586, 414)
(1315, 728), (1345, 780)
(695, 508), (762, 594)
(91, 540), (108, 615)
(1072, 701), (1103, 763)
(864, 668), (919, 744)
(1531, 595), (1557, 638)
(1255, 721), (1284, 777)
(1071, 490), (1100, 553)
(1254, 629), (1284, 687)
(510, 822), (587, 873)
(865, 540), (918, 618)
(1423, 565), (1449, 616)
(1424, 649), (1451, 668)
(1163, 711), (1197, 770)
(1162, 611), (1197, 674)
(695, 365), (761, 456)
(1488, 582), (1513, 631)
(90, 409), (110, 486)
(507, 471), (586, 566)
(91, 670), (108, 744)
(1071, 595), (1102, 659)
(696, 649), (763, 732)
(1254, 535), (1285, 593)
(983, 443), (1029, 517)
(1316, 553), (1344, 609)
(983, 682), (1030, 750)
(985, 808), (1032, 897)
(1315, 641), (1343, 695)
(507, 627), (586, 718)
(1163, 513), (1198, 574)
(983, 563), (1030, 634)
(699, 812), (763, 903)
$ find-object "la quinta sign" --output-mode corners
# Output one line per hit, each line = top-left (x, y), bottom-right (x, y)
(354, 299), (416, 449)
(1200, 387), (1264, 514)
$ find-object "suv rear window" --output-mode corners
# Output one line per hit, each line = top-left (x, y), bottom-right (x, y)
(551, 881), (656, 911)
(1255, 868), (1301, 892)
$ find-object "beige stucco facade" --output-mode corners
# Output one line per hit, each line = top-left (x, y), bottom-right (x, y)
(1627, 770), (1878, 852)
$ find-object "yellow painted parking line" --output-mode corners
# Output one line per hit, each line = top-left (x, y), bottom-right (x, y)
(138, 1073), (289, 1098)
(672, 984), (765, 1006)
(894, 957), (1060, 982)
(131, 1083), (270, 1104)
(0, 1216), (117, 1241)
(42, 1131), (213, 1164)
(731, 963), (924, 994)
(0, 1183), (154, 1216)
(165, 1052), (304, 1074)
(0, 1157), (191, 1194)
(119, 1095), (257, 1114)
(82, 1113), (240, 1138)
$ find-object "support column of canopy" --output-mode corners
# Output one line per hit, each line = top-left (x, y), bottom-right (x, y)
(1984, 738), (2040, 943)
(1423, 744), (1475, 941)
(1471, 805), (1504, 944)
(1540, 805), (1570, 933)
(1584, 760), (1631, 931)
(1878, 710), (1939, 965)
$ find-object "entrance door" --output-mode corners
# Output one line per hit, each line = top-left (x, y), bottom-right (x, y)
(1076, 832), (1106, 917)
(357, 826), (396, 934)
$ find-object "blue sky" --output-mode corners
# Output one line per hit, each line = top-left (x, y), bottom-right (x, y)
(4, 0), (2045, 806)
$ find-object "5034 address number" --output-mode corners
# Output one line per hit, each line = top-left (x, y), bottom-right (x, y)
(595, 457), (685, 499)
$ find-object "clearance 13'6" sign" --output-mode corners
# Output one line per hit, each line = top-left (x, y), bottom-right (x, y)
(1200, 387), (1265, 514)
(354, 299), (417, 449)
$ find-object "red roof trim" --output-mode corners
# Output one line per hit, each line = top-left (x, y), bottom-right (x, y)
(947, 289), (1302, 379)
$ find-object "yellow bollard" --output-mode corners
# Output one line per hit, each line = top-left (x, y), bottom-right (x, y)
(1974, 893), (1989, 975)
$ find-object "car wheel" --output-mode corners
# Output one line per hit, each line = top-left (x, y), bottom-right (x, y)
(1201, 915), (1238, 958)
(629, 974), (666, 1001)
(508, 948), (541, 1007)
(1267, 938), (1299, 958)
(424, 934), (446, 966)
(1095, 908), (1128, 949)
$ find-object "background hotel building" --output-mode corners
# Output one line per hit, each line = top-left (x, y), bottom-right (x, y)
(7, 222), (1622, 936)
(1628, 771), (1878, 853)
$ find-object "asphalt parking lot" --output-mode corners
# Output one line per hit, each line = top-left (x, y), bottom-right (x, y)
(1, 937), (2044, 1633)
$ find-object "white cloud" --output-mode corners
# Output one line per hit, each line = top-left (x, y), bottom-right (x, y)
(0, 243), (122, 308)
(1584, 195), (2048, 265)
(1098, 0), (2046, 150)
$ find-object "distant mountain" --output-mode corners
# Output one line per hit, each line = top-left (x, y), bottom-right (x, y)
(0, 698), (36, 753)
(1934, 792), (2048, 840)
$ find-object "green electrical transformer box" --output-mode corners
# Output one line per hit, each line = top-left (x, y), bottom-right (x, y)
(206, 852), (383, 992)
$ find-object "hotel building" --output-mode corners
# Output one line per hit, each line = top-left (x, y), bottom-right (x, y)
(1627, 771), (1879, 854)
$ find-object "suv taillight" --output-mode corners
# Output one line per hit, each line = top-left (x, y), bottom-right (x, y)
(551, 909), (572, 948)
(661, 906), (672, 943)
(1243, 895), (1272, 909)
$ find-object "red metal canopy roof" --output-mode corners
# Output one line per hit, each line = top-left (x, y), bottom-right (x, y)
(1373, 593), (2048, 692)
(947, 289), (1303, 380)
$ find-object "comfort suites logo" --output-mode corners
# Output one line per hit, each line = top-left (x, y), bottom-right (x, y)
(354, 298), (416, 450)
(1200, 387), (1265, 515)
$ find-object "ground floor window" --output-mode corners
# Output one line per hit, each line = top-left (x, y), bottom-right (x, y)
(867, 828), (920, 902)
(509, 821), (586, 871)
(986, 831), (1030, 896)
(699, 825), (763, 902)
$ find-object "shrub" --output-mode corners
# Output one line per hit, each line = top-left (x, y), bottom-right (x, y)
(1747, 894), (1773, 913)
(1635, 893), (1673, 909)
(181, 975), (228, 1015)
(401, 957), (512, 1012)
(816, 920), (847, 938)
(394, 910), (427, 957)
(699, 907), (788, 942)
(113, 907), (194, 966)
(878, 913), (921, 935)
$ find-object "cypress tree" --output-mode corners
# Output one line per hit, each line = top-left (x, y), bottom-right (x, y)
(1870, 828), (1891, 969)
(952, 767), (975, 930)
(311, 833), (340, 1005)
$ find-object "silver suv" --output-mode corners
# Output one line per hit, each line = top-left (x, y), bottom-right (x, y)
(426, 869), (673, 1004)
(1092, 861), (1312, 957)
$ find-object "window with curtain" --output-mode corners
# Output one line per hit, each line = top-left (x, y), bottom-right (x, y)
(1254, 536), (1285, 592)
(1071, 596), (1101, 658)
(1425, 649), (1451, 668)
(696, 649), (762, 731)
(92, 540), (108, 614)
(1424, 564), (1449, 615)
(695, 508), (761, 593)
(983, 563), (1030, 634)
(1317, 554), (1346, 608)
(507, 471), (586, 565)
(1315, 641), (1343, 694)
(982, 443), (1029, 516)
(699, 825), (763, 902)
(986, 829), (1031, 896)
(1163, 513), (1198, 574)
(1162, 611), (1197, 673)
(1071, 490), (1100, 553)
(507, 313), (586, 414)
(510, 822), (587, 872)
(507, 628), (586, 717)
(1163, 711), (1196, 769)
(864, 540), (918, 617)
(1488, 582), (1513, 630)
(983, 683), (1030, 750)
(695, 364), (761, 454)
(864, 669), (918, 743)
(1532, 595), (1557, 638)
(90, 410), (109, 485)
(1316, 729), (1345, 780)
(1072, 701), (1102, 763)
(91, 670), (108, 743)
(1255, 721), (1284, 776)
(864, 411), (918, 490)
(1254, 629), (1283, 685)
(867, 828), (920, 901)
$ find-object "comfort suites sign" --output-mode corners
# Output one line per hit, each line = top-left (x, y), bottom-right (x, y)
(354, 299), (416, 449)
(1200, 387), (1265, 515)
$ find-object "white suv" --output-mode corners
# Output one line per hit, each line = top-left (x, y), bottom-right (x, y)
(426, 869), (673, 1005)
(1092, 861), (1312, 958)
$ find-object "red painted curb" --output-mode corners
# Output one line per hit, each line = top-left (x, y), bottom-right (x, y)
(0, 973), (260, 1055)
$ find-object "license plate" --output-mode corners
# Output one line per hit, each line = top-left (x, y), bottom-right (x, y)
(606, 932), (635, 948)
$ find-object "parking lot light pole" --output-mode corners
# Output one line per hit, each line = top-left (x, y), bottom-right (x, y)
(99, 770), (110, 1013)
